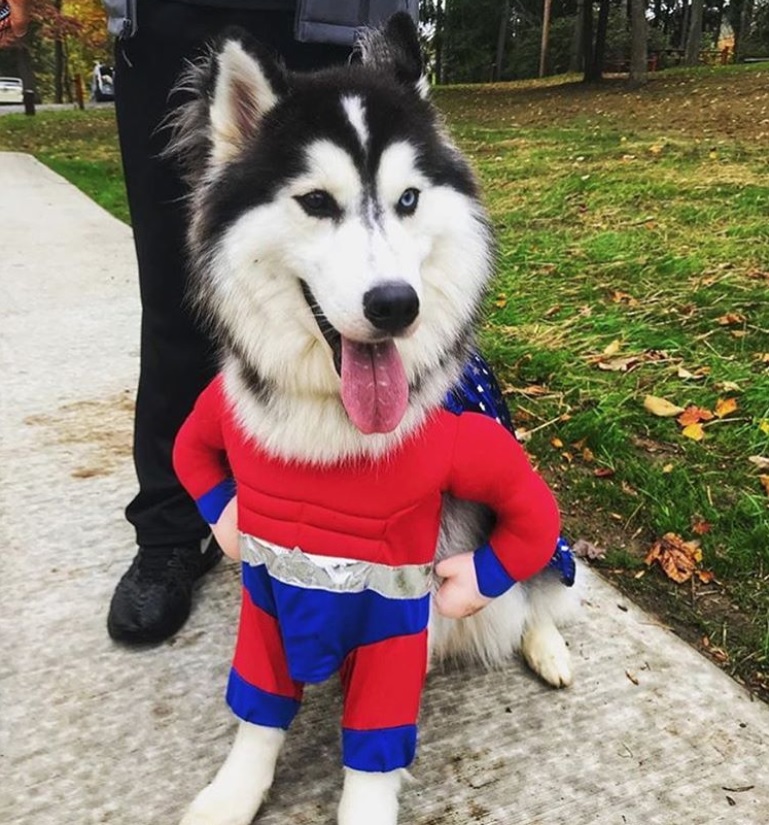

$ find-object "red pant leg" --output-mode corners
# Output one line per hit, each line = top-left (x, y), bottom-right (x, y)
(227, 586), (303, 729)
(340, 630), (428, 771)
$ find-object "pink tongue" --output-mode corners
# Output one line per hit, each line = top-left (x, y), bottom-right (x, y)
(340, 337), (409, 434)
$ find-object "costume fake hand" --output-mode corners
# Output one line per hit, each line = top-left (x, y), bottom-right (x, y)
(211, 496), (240, 561)
(0, 0), (32, 46)
(434, 552), (492, 619)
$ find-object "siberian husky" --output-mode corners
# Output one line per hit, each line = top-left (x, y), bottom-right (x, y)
(168, 13), (578, 825)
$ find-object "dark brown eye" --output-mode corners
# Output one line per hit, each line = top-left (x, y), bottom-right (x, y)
(295, 190), (341, 219)
(396, 188), (420, 216)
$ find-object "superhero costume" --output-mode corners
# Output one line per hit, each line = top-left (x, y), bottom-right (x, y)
(173, 357), (562, 772)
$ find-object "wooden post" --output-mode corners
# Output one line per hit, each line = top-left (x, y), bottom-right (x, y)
(539, 0), (553, 78)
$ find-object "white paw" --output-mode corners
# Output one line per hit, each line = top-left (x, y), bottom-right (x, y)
(338, 769), (403, 825)
(179, 779), (265, 825)
(521, 621), (573, 688)
(179, 723), (285, 825)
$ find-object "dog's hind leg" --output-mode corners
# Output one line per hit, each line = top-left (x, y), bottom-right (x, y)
(338, 768), (404, 825)
(179, 722), (285, 825)
(432, 496), (579, 687)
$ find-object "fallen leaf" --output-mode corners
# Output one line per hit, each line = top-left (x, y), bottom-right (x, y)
(550, 437), (564, 449)
(748, 455), (769, 471)
(662, 463), (674, 473)
(759, 476), (769, 496)
(677, 366), (707, 381)
(731, 330), (747, 339)
(594, 467), (615, 478)
(582, 446), (595, 463)
(696, 569), (715, 583)
(716, 380), (742, 392)
(717, 312), (745, 326)
(649, 144), (663, 154)
(603, 338), (622, 356)
(644, 532), (704, 583)
(494, 293), (508, 308)
(571, 538), (606, 560)
(677, 405), (714, 426)
(682, 423), (705, 440)
(714, 397), (738, 418)
(691, 519), (712, 535)
(543, 305), (561, 318)
(759, 420), (769, 436)
(597, 355), (641, 372)
(644, 395), (685, 418)
(609, 290), (638, 306)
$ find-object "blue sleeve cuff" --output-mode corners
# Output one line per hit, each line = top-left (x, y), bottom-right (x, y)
(473, 543), (516, 598)
(196, 478), (236, 524)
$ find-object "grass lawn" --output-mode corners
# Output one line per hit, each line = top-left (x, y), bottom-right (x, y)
(2, 64), (767, 698)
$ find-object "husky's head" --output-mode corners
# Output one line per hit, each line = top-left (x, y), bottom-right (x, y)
(169, 14), (493, 460)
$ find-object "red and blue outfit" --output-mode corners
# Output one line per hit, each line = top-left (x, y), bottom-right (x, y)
(173, 359), (561, 773)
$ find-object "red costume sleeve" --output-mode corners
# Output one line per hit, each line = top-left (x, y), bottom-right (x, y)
(172, 376), (235, 523)
(447, 413), (560, 592)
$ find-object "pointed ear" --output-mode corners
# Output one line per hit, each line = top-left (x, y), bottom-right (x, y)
(209, 38), (283, 164)
(359, 12), (427, 98)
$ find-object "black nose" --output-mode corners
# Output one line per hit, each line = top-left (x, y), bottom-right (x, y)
(363, 283), (420, 334)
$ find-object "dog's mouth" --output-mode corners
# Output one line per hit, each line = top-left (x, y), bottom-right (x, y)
(300, 280), (409, 435)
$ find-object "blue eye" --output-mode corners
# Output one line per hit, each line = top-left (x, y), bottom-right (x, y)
(396, 188), (420, 216)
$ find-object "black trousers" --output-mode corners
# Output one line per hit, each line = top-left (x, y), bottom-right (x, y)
(114, 0), (349, 546)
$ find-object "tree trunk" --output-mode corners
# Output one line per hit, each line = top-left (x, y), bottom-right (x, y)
(582, 0), (594, 81)
(685, 0), (704, 65)
(539, 0), (553, 77)
(569, 0), (585, 72)
(629, 0), (648, 86)
(434, 0), (444, 84)
(585, 0), (610, 82)
(735, 0), (754, 61)
(494, 0), (511, 81)
(54, 39), (64, 104)
(713, 0), (725, 48)
(680, 1), (690, 50)
(16, 45), (36, 97)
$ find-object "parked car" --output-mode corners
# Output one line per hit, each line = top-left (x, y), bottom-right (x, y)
(0, 77), (24, 105)
(91, 63), (115, 102)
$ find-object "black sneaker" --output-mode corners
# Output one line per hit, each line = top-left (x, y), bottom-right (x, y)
(107, 538), (223, 645)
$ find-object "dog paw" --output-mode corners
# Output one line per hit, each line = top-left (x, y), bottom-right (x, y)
(338, 768), (402, 825)
(521, 621), (573, 688)
(179, 778), (266, 825)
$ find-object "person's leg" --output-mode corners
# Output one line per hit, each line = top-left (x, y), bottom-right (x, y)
(108, 0), (349, 644)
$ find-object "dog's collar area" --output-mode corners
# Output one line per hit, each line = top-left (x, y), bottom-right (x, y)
(299, 279), (343, 374)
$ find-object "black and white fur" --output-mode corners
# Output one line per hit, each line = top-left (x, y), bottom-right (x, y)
(169, 14), (577, 825)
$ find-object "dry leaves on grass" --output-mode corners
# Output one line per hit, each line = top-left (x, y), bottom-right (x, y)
(593, 348), (672, 373)
(714, 397), (738, 418)
(644, 395), (685, 417)
(717, 312), (746, 326)
(644, 532), (714, 584)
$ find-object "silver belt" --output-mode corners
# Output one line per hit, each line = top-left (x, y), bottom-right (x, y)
(240, 534), (432, 600)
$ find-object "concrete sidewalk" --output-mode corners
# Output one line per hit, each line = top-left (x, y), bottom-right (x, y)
(1, 152), (767, 825)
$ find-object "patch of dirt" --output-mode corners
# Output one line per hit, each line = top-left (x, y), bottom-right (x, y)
(24, 390), (134, 478)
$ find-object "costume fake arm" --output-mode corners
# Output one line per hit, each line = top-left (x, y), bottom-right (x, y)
(172, 377), (239, 559)
(445, 412), (560, 600)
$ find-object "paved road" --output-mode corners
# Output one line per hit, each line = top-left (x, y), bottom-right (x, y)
(2, 152), (768, 825)
(0, 101), (114, 116)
